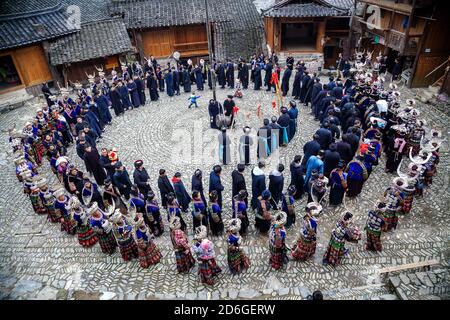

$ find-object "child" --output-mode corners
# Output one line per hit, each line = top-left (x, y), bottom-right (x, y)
(188, 92), (200, 108)
(234, 79), (243, 98)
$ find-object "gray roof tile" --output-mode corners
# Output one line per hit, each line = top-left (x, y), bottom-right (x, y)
(0, 1), (79, 50)
(48, 17), (132, 65)
(108, 0), (232, 29)
(263, 2), (345, 18)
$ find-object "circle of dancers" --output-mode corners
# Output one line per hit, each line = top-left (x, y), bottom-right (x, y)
(8, 50), (444, 286)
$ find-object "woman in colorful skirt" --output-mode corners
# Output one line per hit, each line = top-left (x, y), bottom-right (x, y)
(29, 183), (47, 215)
(70, 196), (98, 248)
(191, 190), (208, 232)
(55, 189), (76, 235)
(282, 185), (296, 229)
(208, 190), (224, 236)
(135, 215), (162, 268)
(328, 161), (347, 206)
(291, 203), (319, 261)
(364, 208), (385, 252)
(401, 165), (420, 214)
(192, 225), (222, 285)
(112, 210), (139, 261)
(145, 191), (164, 237)
(322, 211), (360, 267)
(269, 210), (288, 270)
(382, 179), (405, 231)
(43, 189), (62, 223)
(89, 202), (117, 255)
(226, 218), (250, 274)
(167, 192), (187, 232)
(232, 190), (249, 236)
(169, 216), (195, 273)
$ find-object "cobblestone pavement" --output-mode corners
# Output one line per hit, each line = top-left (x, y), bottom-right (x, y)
(0, 73), (449, 300)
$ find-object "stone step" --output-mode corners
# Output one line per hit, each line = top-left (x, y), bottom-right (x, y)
(389, 267), (450, 300)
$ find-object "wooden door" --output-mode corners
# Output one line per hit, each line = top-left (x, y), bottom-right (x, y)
(13, 45), (52, 86)
(142, 28), (173, 58)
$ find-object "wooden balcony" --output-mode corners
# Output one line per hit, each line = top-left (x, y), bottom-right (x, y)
(173, 41), (208, 57)
(386, 29), (406, 52)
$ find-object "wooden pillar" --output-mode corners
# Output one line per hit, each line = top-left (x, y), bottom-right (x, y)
(274, 18), (280, 53)
(41, 41), (63, 85)
(316, 20), (326, 52)
(135, 30), (145, 64)
(265, 17), (275, 51)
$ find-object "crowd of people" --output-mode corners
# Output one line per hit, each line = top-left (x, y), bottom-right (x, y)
(9, 49), (443, 286)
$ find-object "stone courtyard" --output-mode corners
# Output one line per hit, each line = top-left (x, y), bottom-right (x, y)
(0, 73), (449, 300)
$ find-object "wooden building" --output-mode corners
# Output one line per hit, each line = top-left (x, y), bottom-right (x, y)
(0, 0), (78, 95)
(48, 18), (132, 84)
(109, 0), (265, 63)
(351, 0), (450, 88)
(262, 0), (354, 68)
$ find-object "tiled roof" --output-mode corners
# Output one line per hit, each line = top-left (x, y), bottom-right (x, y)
(60, 0), (112, 23)
(0, 0), (79, 50)
(322, 0), (354, 10)
(48, 18), (132, 65)
(213, 0), (265, 61)
(109, 0), (232, 29)
(263, 2), (345, 18)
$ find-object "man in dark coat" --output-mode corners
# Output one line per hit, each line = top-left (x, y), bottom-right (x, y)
(218, 128), (231, 165)
(41, 83), (53, 108)
(264, 60), (273, 91)
(268, 163), (285, 204)
(191, 169), (207, 205)
(112, 161), (133, 200)
(194, 65), (204, 91)
(208, 99), (220, 130)
(84, 143), (106, 186)
(171, 172), (191, 212)
(133, 160), (152, 199)
(336, 135), (354, 165)
(94, 92), (112, 126)
(209, 165), (224, 208)
(83, 144), (106, 186)
(183, 67), (191, 93)
(292, 69), (302, 99)
(223, 95), (235, 128)
(315, 125), (333, 150)
(300, 71), (311, 103)
(225, 60), (234, 89)
(312, 84), (328, 120)
(172, 67), (180, 95)
(253, 64), (262, 90)
(127, 78), (140, 108)
(301, 134), (321, 173)
(231, 163), (247, 199)
(217, 62), (226, 88)
(99, 148), (115, 179)
(323, 143), (341, 177)
(281, 67), (292, 96)
(251, 161), (266, 210)
(165, 70), (174, 96)
(310, 78), (323, 111)
(346, 129), (361, 156)
(134, 76), (146, 106)
(257, 119), (272, 160)
(240, 60), (249, 89)
(157, 169), (174, 209)
(110, 85), (124, 116)
(277, 106), (291, 145)
(290, 155), (304, 200)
